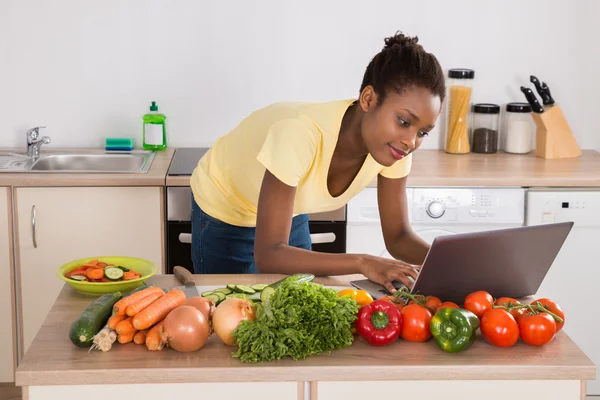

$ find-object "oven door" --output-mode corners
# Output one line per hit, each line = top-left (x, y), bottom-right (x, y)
(166, 187), (194, 274)
(308, 207), (347, 253)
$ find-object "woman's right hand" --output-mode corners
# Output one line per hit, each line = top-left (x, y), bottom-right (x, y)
(359, 254), (420, 294)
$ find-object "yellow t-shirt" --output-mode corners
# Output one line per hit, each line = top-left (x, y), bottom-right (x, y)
(190, 99), (412, 227)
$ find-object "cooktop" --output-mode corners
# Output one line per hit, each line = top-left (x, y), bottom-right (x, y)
(167, 147), (210, 176)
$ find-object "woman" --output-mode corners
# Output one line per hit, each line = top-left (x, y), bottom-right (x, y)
(190, 32), (446, 293)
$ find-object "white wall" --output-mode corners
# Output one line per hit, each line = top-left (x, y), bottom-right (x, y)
(1, 0), (598, 150)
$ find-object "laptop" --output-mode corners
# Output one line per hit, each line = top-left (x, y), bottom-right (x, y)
(350, 222), (573, 304)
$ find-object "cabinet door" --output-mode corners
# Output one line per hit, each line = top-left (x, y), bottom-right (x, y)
(0, 187), (15, 382)
(16, 187), (163, 355)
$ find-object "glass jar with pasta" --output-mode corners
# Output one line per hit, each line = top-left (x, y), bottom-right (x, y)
(444, 69), (475, 154)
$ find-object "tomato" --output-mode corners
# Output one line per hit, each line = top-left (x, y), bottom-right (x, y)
(437, 301), (459, 310)
(533, 298), (565, 332)
(480, 308), (519, 347)
(409, 295), (441, 311)
(494, 297), (526, 321)
(464, 291), (494, 319)
(400, 304), (432, 342)
(519, 312), (556, 346)
(381, 296), (405, 311)
(338, 289), (374, 306)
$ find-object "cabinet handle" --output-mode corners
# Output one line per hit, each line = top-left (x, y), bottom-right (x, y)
(31, 205), (37, 248)
(310, 232), (336, 244)
(179, 233), (192, 244)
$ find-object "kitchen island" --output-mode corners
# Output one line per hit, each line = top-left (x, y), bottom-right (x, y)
(15, 274), (595, 400)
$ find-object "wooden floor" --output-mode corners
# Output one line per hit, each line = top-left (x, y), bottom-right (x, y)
(0, 384), (21, 400)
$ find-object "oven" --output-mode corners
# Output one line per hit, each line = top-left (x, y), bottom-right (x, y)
(165, 186), (346, 274)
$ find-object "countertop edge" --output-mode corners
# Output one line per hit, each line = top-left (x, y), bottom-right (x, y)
(15, 363), (596, 386)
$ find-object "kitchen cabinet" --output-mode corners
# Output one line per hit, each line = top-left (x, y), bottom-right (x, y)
(15, 186), (164, 357)
(0, 187), (15, 383)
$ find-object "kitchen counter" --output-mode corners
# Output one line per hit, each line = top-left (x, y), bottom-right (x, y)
(0, 148), (174, 187)
(16, 274), (595, 400)
(1, 148), (599, 188)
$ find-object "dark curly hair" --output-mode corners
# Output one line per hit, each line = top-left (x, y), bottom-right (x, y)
(360, 32), (446, 105)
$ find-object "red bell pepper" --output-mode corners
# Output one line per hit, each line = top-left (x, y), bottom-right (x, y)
(355, 299), (402, 346)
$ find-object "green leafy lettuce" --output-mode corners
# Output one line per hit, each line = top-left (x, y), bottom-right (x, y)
(232, 280), (359, 362)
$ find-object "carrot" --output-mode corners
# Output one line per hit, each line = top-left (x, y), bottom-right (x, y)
(87, 259), (99, 266)
(97, 262), (108, 268)
(107, 314), (127, 330)
(125, 290), (165, 317)
(145, 322), (164, 351)
(115, 317), (135, 336)
(118, 331), (135, 344)
(86, 268), (104, 280)
(133, 289), (186, 330)
(113, 286), (164, 315)
(133, 329), (148, 345)
(123, 271), (138, 281)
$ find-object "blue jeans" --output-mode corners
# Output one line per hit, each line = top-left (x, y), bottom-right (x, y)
(191, 197), (312, 274)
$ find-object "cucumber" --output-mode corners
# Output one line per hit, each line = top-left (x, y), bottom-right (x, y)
(269, 274), (315, 289)
(201, 290), (214, 297)
(226, 284), (237, 291)
(104, 267), (124, 281)
(70, 275), (87, 281)
(69, 292), (122, 348)
(226, 293), (248, 300)
(117, 266), (130, 272)
(234, 285), (255, 295)
(250, 284), (268, 292)
(260, 286), (276, 303)
(204, 294), (220, 304)
(213, 292), (226, 302)
(213, 287), (233, 295)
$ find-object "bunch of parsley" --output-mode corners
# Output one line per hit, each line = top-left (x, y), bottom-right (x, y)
(232, 280), (359, 362)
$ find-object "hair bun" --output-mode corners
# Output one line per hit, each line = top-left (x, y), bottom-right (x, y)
(383, 32), (419, 50)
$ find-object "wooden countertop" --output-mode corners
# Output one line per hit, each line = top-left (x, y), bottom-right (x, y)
(2, 148), (600, 188)
(0, 148), (174, 187)
(15, 274), (595, 387)
(394, 149), (600, 188)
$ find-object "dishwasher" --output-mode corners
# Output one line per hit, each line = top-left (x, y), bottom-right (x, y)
(526, 189), (600, 396)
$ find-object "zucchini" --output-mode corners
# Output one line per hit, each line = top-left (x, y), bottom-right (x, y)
(250, 284), (268, 292)
(269, 273), (315, 289)
(70, 275), (87, 281)
(69, 292), (122, 348)
(104, 267), (124, 281)
(260, 286), (276, 303)
(204, 294), (221, 304)
(213, 287), (233, 295)
(201, 290), (214, 297)
(234, 285), (255, 295)
(226, 284), (237, 291)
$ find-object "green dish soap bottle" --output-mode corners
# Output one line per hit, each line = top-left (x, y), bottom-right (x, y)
(142, 101), (167, 150)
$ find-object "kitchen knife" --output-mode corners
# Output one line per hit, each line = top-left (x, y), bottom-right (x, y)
(541, 81), (555, 105)
(520, 86), (544, 113)
(530, 75), (553, 105)
(173, 266), (200, 298)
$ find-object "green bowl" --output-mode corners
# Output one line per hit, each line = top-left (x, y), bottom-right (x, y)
(56, 256), (158, 295)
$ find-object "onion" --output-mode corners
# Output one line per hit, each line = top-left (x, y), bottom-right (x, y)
(184, 296), (215, 320)
(160, 305), (210, 352)
(212, 298), (255, 346)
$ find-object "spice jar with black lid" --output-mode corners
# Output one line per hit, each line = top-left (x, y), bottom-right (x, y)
(471, 103), (500, 154)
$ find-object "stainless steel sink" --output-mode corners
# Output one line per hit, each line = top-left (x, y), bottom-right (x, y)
(27, 151), (156, 173)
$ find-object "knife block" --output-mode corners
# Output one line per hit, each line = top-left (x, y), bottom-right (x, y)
(531, 105), (581, 159)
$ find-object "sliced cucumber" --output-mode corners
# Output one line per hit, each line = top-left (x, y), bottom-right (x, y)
(234, 285), (256, 295)
(226, 284), (237, 291)
(70, 275), (87, 281)
(117, 266), (130, 272)
(104, 267), (124, 281)
(260, 286), (275, 303)
(250, 284), (268, 292)
(213, 287), (233, 295)
(204, 294), (220, 303)
(213, 292), (226, 302)
(201, 290), (214, 297)
(226, 293), (248, 300)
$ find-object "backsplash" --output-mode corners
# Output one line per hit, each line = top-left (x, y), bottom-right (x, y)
(2, 0), (599, 151)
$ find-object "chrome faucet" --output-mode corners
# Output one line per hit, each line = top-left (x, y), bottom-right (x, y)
(26, 126), (51, 160)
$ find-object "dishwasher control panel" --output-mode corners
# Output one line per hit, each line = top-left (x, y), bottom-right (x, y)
(526, 190), (600, 227)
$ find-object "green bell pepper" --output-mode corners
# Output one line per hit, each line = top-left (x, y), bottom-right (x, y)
(430, 307), (480, 352)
